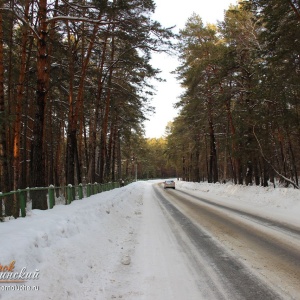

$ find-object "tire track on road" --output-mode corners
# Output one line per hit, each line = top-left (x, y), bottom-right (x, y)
(153, 184), (283, 300)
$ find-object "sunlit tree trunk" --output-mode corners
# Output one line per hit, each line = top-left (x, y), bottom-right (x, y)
(66, 22), (99, 185)
(13, 0), (30, 191)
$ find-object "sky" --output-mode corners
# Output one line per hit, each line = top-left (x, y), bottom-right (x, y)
(144, 0), (237, 138)
(1, 180), (299, 299)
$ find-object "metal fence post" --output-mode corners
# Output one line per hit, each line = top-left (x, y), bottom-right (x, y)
(67, 184), (73, 204)
(18, 189), (26, 217)
(72, 185), (76, 200)
(48, 185), (55, 209)
(0, 180), (121, 219)
(87, 183), (91, 197)
(78, 183), (83, 199)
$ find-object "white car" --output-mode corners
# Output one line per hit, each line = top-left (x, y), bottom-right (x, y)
(163, 180), (175, 189)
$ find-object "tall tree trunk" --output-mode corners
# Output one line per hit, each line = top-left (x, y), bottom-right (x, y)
(45, 0), (58, 186)
(88, 32), (109, 183)
(111, 124), (117, 182)
(54, 121), (64, 196)
(253, 157), (260, 186)
(204, 134), (209, 182)
(117, 130), (121, 179)
(105, 123), (114, 180)
(245, 159), (253, 186)
(13, 0), (30, 193)
(31, 0), (48, 210)
(237, 153), (243, 185)
(66, 22), (99, 185)
(287, 133), (298, 186)
(20, 27), (35, 190)
(195, 140), (200, 182)
(0, 6), (10, 218)
(208, 98), (218, 183)
(225, 98), (239, 184)
(65, 21), (75, 185)
(182, 155), (186, 181)
(100, 27), (115, 183)
(3, 0), (15, 207)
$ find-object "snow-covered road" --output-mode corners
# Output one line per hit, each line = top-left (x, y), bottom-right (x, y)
(154, 184), (300, 299)
(0, 180), (299, 299)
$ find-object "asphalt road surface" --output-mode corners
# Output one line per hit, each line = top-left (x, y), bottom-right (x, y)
(153, 183), (300, 300)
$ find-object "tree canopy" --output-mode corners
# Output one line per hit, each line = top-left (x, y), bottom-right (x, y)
(166, 1), (300, 188)
(0, 0), (174, 214)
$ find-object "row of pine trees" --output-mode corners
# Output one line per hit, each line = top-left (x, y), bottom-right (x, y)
(166, 1), (300, 188)
(0, 0), (174, 213)
(1, 0), (299, 217)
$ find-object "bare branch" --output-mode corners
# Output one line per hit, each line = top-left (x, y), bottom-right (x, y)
(253, 125), (299, 189)
(0, 8), (39, 39)
(287, 0), (300, 22)
(46, 16), (113, 25)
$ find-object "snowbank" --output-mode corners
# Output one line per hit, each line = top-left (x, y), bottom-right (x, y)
(0, 180), (299, 299)
(0, 182), (145, 299)
(177, 181), (300, 226)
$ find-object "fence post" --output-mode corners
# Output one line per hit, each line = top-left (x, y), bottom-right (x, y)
(93, 182), (98, 195)
(87, 183), (91, 197)
(78, 183), (83, 199)
(48, 185), (55, 209)
(67, 184), (73, 204)
(72, 185), (76, 200)
(18, 189), (26, 217)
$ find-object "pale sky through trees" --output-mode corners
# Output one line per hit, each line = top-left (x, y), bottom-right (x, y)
(144, 0), (237, 138)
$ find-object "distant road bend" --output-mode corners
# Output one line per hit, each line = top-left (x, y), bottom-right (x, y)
(153, 183), (300, 300)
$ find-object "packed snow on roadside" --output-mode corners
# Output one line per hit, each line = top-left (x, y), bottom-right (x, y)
(0, 180), (299, 300)
(177, 180), (300, 227)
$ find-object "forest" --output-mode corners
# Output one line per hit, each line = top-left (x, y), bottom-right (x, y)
(165, 0), (300, 189)
(0, 0), (175, 214)
(0, 0), (299, 216)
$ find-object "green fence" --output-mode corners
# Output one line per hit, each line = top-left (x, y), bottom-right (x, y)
(0, 181), (123, 219)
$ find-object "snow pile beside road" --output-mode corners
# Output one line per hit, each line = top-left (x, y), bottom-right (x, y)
(0, 182), (145, 300)
(1, 179), (299, 299)
(177, 180), (300, 226)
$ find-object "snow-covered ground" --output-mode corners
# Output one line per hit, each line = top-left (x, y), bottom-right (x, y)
(178, 181), (300, 227)
(0, 180), (299, 299)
